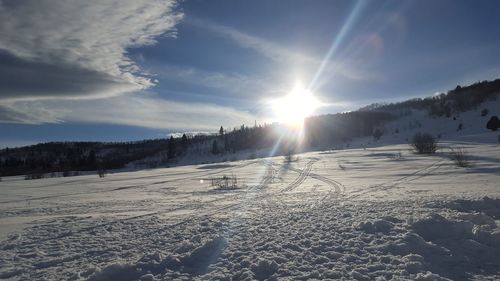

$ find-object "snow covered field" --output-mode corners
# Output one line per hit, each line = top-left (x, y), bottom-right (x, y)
(1, 139), (500, 280)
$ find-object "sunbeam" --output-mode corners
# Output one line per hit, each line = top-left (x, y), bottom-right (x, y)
(308, 0), (367, 91)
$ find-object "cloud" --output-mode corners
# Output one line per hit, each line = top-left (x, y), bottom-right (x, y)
(154, 64), (280, 99)
(186, 17), (313, 65)
(0, 94), (265, 130)
(0, 50), (140, 101)
(0, 0), (182, 100)
(0, 102), (63, 124)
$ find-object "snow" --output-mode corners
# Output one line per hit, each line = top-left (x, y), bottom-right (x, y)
(1, 106), (500, 280)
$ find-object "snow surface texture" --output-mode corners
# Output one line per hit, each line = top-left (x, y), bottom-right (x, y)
(1, 121), (500, 279)
(1, 141), (500, 280)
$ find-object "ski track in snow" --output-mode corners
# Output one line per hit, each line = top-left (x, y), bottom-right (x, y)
(284, 162), (345, 210)
(346, 158), (445, 200)
(281, 159), (316, 193)
(1, 141), (500, 280)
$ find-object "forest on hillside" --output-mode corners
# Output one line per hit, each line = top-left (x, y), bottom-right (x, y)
(360, 79), (500, 116)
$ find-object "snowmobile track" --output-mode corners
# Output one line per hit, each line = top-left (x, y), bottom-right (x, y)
(286, 166), (345, 194)
(347, 159), (444, 199)
(248, 161), (275, 191)
(281, 160), (316, 192)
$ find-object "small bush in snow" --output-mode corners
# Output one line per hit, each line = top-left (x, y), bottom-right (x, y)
(284, 151), (298, 163)
(98, 169), (107, 178)
(450, 147), (471, 168)
(481, 108), (489, 116)
(211, 174), (238, 190)
(390, 151), (403, 160)
(373, 128), (383, 141)
(411, 133), (437, 154)
(62, 170), (80, 177)
(338, 160), (346, 170)
(25, 173), (45, 180)
(486, 116), (500, 131)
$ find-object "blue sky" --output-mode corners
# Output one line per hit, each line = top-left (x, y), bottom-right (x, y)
(1, 0), (500, 147)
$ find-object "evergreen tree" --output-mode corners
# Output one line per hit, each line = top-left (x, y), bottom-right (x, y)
(211, 139), (219, 154)
(224, 135), (230, 152)
(181, 134), (188, 152)
(167, 136), (176, 159)
(87, 150), (96, 165)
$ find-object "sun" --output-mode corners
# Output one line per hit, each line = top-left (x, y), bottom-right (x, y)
(272, 83), (321, 127)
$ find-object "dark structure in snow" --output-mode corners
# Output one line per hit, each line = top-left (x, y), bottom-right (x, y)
(486, 116), (500, 131)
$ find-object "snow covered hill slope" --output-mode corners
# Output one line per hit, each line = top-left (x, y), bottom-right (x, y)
(354, 98), (500, 148)
(1, 136), (499, 280)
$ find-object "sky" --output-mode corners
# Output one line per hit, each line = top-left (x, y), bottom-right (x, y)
(1, 0), (500, 147)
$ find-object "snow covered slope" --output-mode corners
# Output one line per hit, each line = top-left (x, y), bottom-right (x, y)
(358, 98), (500, 148)
(1, 137), (499, 280)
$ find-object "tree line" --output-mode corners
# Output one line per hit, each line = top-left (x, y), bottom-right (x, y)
(359, 79), (500, 117)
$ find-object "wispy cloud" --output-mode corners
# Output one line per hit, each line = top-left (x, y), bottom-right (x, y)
(154, 64), (280, 99)
(0, 94), (265, 130)
(0, 0), (182, 101)
(186, 17), (375, 84)
(0, 103), (62, 124)
(186, 17), (312, 65)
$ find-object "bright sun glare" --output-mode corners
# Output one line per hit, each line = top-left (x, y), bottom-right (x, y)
(272, 83), (321, 127)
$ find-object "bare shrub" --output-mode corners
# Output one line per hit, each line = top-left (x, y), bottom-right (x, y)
(390, 151), (403, 160)
(373, 127), (383, 140)
(338, 160), (346, 170)
(450, 147), (471, 167)
(283, 150), (298, 163)
(211, 174), (238, 190)
(62, 170), (79, 177)
(481, 108), (489, 116)
(25, 173), (45, 180)
(98, 169), (107, 178)
(411, 133), (437, 154)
